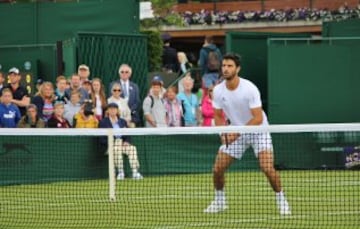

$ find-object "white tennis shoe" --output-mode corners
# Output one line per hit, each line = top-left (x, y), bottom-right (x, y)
(116, 171), (125, 180)
(276, 196), (291, 215)
(204, 201), (228, 213)
(132, 172), (143, 180)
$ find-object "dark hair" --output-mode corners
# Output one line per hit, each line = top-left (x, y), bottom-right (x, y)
(222, 53), (242, 67)
(205, 35), (214, 44)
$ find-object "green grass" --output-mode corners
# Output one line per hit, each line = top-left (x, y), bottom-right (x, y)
(1, 171), (359, 229)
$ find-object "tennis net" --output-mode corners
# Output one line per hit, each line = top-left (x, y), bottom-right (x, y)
(0, 124), (359, 228)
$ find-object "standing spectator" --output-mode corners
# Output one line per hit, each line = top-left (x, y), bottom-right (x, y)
(82, 80), (92, 95)
(3, 67), (30, 116)
(143, 77), (167, 128)
(199, 35), (222, 76)
(99, 103), (143, 180)
(107, 83), (133, 127)
(91, 78), (107, 120)
(65, 74), (89, 104)
(35, 78), (43, 95)
(64, 91), (82, 127)
(201, 86), (216, 126)
(32, 81), (55, 122)
(177, 76), (200, 126)
(54, 75), (69, 104)
(73, 101), (98, 128)
(78, 64), (90, 84)
(164, 86), (184, 127)
(17, 104), (46, 128)
(0, 88), (21, 128)
(161, 33), (179, 73)
(0, 71), (6, 91)
(47, 102), (71, 128)
(177, 52), (193, 93)
(110, 64), (141, 126)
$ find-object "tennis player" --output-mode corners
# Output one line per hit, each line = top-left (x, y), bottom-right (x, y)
(204, 53), (291, 215)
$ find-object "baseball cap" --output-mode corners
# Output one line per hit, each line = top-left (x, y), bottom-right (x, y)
(151, 75), (163, 85)
(78, 64), (89, 71)
(36, 78), (44, 85)
(8, 67), (20, 75)
(107, 102), (119, 109)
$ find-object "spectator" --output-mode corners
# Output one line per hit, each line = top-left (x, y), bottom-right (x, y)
(107, 83), (133, 127)
(199, 35), (222, 76)
(82, 80), (92, 95)
(0, 88), (21, 128)
(17, 104), (46, 128)
(91, 78), (107, 121)
(161, 33), (179, 73)
(65, 74), (89, 104)
(73, 100), (98, 128)
(54, 75), (69, 104)
(64, 91), (82, 127)
(177, 76), (201, 126)
(32, 81), (55, 122)
(47, 102), (71, 128)
(35, 78), (43, 95)
(99, 102), (143, 180)
(78, 64), (90, 84)
(2, 67), (30, 116)
(177, 52), (193, 94)
(201, 86), (216, 126)
(164, 86), (184, 127)
(143, 76), (167, 128)
(149, 75), (166, 98)
(0, 71), (5, 91)
(110, 64), (141, 126)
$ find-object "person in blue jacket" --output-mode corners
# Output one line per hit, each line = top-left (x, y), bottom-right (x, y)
(0, 88), (21, 128)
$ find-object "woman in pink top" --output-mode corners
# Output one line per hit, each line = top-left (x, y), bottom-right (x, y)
(201, 87), (215, 126)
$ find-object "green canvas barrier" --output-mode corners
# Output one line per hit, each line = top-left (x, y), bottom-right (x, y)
(323, 19), (360, 37)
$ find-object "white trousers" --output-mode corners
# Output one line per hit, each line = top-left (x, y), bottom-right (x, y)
(113, 138), (140, 171)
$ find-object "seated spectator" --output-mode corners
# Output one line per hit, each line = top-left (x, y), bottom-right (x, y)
(73, 100), (98, 128)
(164, 86), (184, 127)
(32, 81), (55, 122)
(107, 83), (133, 127)
(99, 103), (143, 180)
(143, 77), (167, 128)
(47, 102), (70, 128)
(17, 104), (46, 128)
(91, 78), (107, 120)
(0, 88), (21, 128)
(64, 91), (82, 127)
(54, 75), (69, 104)
(177, 76), (201, 126)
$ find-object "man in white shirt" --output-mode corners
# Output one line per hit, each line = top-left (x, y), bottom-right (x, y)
(204, 53), (291, 215)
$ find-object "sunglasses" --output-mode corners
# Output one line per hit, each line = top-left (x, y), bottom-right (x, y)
(120, 71), (129, 74)
(113, 89), (121, 92)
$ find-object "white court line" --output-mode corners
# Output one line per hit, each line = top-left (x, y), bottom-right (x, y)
(153, 210), (360, 229)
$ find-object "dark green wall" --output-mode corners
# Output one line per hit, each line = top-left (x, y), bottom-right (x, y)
(0, 0), (139, 45)
(268, 38), (360, 124)
(323, 19), (360, 37)
(225, 32), (309, 112)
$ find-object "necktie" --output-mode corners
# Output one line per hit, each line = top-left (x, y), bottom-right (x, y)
(123, 83), (128, 97)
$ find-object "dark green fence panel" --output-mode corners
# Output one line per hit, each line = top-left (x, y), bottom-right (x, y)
(0, 0), (139, 45)
(225, 32), (310, 112)
(62, 38), (77, 77)
(268, 37), (360, 124)
(323, 19), (360, 37)
(74, 32), (148, 98)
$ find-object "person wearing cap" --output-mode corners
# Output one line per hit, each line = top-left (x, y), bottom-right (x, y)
(77, 64), (90, 84)
(109, 64), (141, 126)
(35, 78), (44, 95)
(0, 88), (21, 128)
(98, 102), (143, 180)
(143, 76), (167, 128)
(161, 33), (179, 73)
(2, 67), (30, 116)
(148, 75), (166, 98)
(17, 104), (46, 128)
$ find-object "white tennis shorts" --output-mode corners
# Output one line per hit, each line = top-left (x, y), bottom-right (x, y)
(219, 133), (273, 159)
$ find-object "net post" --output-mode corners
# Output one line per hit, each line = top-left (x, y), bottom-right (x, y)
(107, 129), (116, 202)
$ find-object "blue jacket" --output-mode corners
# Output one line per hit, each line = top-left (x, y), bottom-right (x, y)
(98, 117), (131, 145)
(0, 103), (21, 128)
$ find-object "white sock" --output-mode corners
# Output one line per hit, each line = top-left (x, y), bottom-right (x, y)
(276, 190), (285, 200)
(215, 190), (225, 203)
(118, 169), (124, 174)
(132, 169), (138, 174)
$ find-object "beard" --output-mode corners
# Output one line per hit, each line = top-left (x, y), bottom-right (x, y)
(222, 72), (237, 81)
